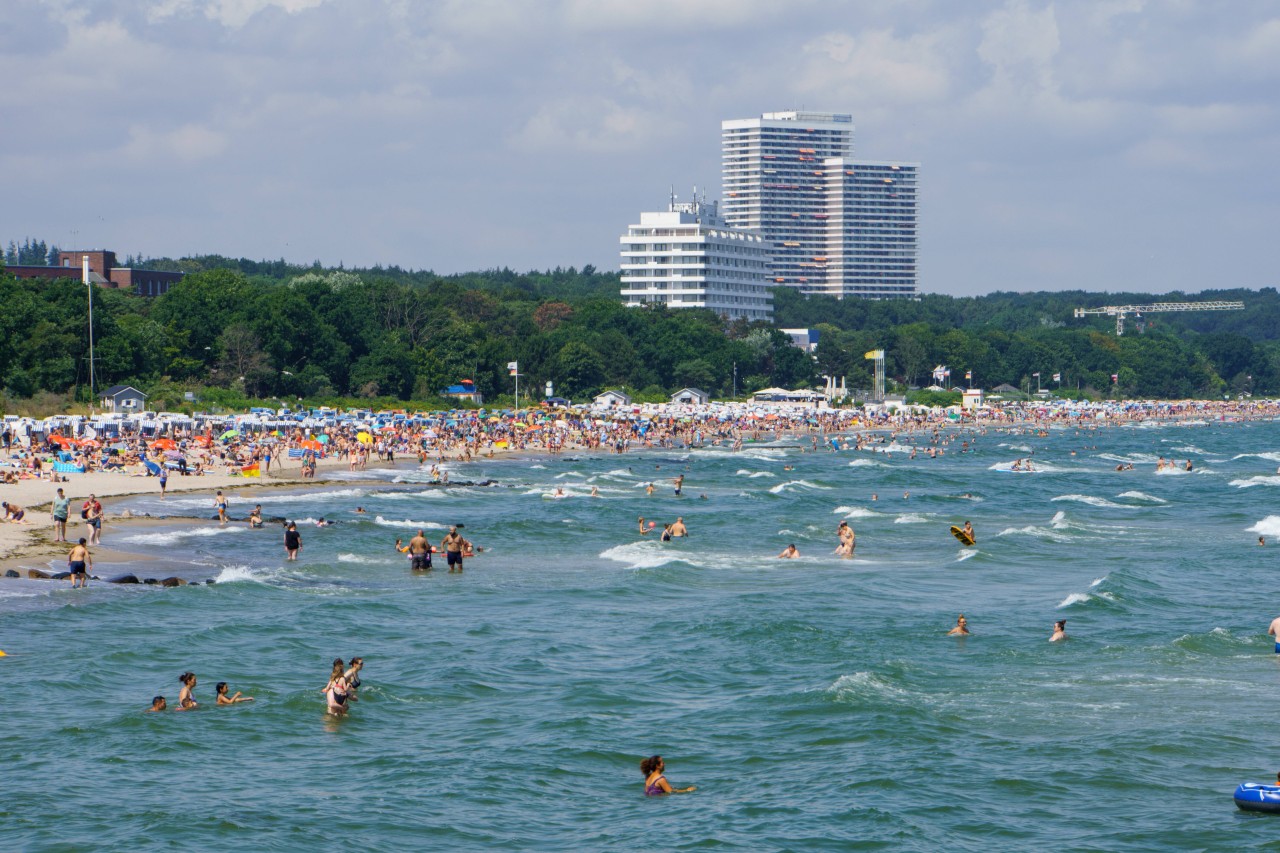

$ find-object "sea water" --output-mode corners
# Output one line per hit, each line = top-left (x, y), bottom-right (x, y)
(6, 420), (1280, 850)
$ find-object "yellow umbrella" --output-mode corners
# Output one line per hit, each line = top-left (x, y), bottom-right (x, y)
(356, 432), (373, 445)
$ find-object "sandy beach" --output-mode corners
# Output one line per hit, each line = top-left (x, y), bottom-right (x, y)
(0, 452), (376, 570)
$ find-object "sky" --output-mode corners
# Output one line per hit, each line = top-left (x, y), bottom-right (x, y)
(2, 0), (1278, 297)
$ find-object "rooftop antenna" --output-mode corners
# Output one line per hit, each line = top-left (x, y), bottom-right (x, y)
(669, 184), (676, 209)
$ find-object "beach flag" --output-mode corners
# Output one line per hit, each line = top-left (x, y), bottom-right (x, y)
(864, 349), (883, 360)
(1111, 373), (1119, 383)
(965, 370), (972, 382)
(1033, 372), (1041, 378)
(1053, 372), (1061, 382)
(932, 365), (948, 383)
(507, 361), (518, 376)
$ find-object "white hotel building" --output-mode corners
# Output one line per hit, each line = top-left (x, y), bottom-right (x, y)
(722, 111), (919, 299)
(619, 195), (773, 322)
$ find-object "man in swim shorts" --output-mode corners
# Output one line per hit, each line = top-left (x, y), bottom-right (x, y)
(1267, 614), (1280, 653)
(2, 501), (26, 522)
(670, 517), (688, 537)
(407, 529), (432, 571)
(67, 538), (92, 588)
(441, 525), (471, 573)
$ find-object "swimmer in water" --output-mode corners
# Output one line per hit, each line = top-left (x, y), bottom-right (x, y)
(638, 517), (649, 536)
(322, 658), (350, 716)
(590, 486), (600, 498)
(1050, 620), (1068, 642)
(354, 507), (367, 514)
(641, 755), (695, 796)
(836, 521), (854, 558)
(147, 696), (167, 712)
(947, 614), (970, 636)
(670, 517), (688, 537)
(178, 671), (199, 709)
(646, 482), (655, 496)
(962, 521), (975, 543)
(1260, 536), (1267, 547)
(778, 543), (800, 558)
(215, 682), (254, 704)
(248, 505), (263, 528)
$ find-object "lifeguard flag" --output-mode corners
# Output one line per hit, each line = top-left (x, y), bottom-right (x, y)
(1052, 372), (1061, 382)
(507, 361), (518, 376)
(1111, 373), (1119, 383)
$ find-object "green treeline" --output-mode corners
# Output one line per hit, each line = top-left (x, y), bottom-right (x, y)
(1, 253), (1277, 405)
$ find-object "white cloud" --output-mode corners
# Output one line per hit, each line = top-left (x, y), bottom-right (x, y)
(121, 123), (230, 163)
(977, 0), (1061, 96)
(796, 29), (953, 105)
(147, 0), (330, 28)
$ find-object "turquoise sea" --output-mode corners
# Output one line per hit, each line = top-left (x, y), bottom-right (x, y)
(6, 418), (1280, 850)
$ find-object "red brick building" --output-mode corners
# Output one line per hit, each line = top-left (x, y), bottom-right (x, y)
(6, 249), (184, 296)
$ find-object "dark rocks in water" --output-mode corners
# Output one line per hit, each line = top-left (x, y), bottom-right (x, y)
(204, 579), (216, 585)
(107, 574), (140, 584)
(142, 578), (158, 585)
(4, 569), (18, 578)
(51, 572), (71, 580)
(160, 577), (187, 587)
(27, 569), (52, 579)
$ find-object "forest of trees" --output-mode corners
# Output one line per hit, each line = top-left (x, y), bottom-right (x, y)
(1, 246), (1277, 409)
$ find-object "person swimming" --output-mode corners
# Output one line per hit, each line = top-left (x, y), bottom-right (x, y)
(147, 696), (167, 712)
(641, 755), (695, 796)
(215, 681), (254, 705)
(177, 671), (198, 709)
(947, 614), (970, 636)
(322, 658), (349, 715)
(1050, 620), (1068, 642)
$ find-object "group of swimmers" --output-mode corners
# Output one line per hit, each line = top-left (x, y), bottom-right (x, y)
(147, 671), (254, 712)
(322, 657), (364, 716)
(394, 525), (475, 571)
(636, 516), (688, 541)
(945, 614), (1069, 642)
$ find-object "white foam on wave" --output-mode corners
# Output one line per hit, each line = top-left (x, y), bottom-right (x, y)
(880, 443), (915, 454)
(833, 506), (878, 519)
(1247, 516), (1280, 537)
(769, 479), (830, 494)
(1230, 475), (1280, 489)
(118, 526), (246, 546)
(1117, 491), (1167, 504)
(529, 464), (546, 469)
(1090, 577), (1106, 587)
(1058, 592), (1092, 608)
(1155, 467), (1187, 476)
(1052, 494), (1124, 508)
(1232, 451), (1280, 463)
(735, 469), (776, 478)
(826, 672), (913, 704)
(893, 513), (931, 524)
(213, 564), (276, 584)
(846, 458), (888, 468)
(1000, 443), (1033, 452)
(996, 523), (1073, 542)
(337, 553), (383, 564)
(1051, 511), (1068, 529)
(1098, 452), (1161, 465)
(599, 541), (678, 570)
(956, 549), (977, 562)
(554, 471), (587, 479)
(373, 516), (446, 529)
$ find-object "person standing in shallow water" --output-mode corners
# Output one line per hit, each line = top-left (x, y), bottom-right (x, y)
(641, 755), (696, 796)
(284, 522), (301, 561)
(1050, 620), (1068, 642)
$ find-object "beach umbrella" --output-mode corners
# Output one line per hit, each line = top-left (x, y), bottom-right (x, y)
(301, 439), (323, 451)
(219, 429), (240, 439)
(317, 434), (330, 444)
(48, 435), (71, 448)
(356, 432), (373, 444)
(152, 438), (177, 451)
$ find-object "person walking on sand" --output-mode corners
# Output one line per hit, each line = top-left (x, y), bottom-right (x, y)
(82, 495), (103, 544)
(52, 487), (70, 542)
(284, 521), (301, 561)
(67, 538), (92, 588)
(159, 465), (168, 499)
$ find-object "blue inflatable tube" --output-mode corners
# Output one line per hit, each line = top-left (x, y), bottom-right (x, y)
(1234, 783), (1280, 813)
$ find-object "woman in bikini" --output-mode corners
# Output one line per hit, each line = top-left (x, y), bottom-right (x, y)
(177, 672), (199, 709)
(321, 658), (350, 715)
(640, 755), (696, 796)
(343, 657), (364, 701)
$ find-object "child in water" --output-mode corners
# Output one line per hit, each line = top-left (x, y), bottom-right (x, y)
(215, 682), (254, 705)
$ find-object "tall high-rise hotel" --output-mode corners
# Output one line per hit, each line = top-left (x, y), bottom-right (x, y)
(722, 111), (918, 299)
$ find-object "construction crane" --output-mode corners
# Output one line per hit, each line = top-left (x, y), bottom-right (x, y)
(1072, 301), (1244, 335)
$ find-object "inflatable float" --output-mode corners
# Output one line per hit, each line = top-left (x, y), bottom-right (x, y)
(1234, 783), (1280, 813)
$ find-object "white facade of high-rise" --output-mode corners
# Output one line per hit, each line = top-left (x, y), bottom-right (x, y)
(722, 111), (918, 299)
(619, 196), (773, 322)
